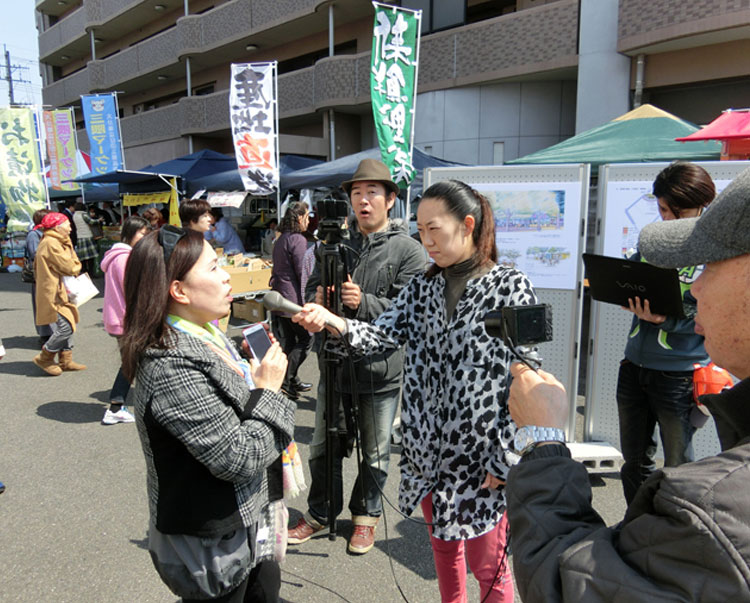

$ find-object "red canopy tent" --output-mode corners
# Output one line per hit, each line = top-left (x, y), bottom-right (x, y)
(676, 109), (750, 159)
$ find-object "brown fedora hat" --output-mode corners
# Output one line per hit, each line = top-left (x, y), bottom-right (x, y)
(341, 159), (400, 196)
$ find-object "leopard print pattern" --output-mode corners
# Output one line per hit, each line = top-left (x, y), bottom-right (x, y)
(346, 264), (537, 540)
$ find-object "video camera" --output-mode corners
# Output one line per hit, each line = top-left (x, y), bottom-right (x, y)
(316, 197), (349, 243)
(484, 304), (553, 369)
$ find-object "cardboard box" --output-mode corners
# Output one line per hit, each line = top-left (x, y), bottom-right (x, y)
(232, 299), (266, 323)
(225, 265), (272, 294)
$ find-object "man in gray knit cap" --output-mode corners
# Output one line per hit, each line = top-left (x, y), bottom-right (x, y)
(504, 167), (750, 602)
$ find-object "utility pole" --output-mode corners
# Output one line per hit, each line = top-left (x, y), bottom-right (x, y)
(3, 45), (31, 105)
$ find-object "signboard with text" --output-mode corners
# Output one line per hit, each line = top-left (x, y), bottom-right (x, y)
(81, 93), (124, 175)
(229, 62), (279, 196)
(371, 2), (421, 189)
(43, 109), (79, 190)
(0, 107), (47, 229)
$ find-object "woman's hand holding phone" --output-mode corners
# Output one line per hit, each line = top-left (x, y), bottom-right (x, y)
(249, 342), (287, 392)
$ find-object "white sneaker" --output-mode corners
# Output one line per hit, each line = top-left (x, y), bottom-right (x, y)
(102, 406), (136, 425)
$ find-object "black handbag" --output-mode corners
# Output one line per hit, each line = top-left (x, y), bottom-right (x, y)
(21, 257), (34, 283)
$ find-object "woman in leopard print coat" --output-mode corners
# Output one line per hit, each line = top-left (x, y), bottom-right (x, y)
(295, 181), (537, 603)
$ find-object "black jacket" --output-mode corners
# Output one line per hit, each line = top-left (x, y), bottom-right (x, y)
(305, 218), (426, 394)
(61, 207), (77, 248)
(506, 378), (750, 602)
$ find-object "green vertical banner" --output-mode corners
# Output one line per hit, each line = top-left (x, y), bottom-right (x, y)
(371, 2), (421, 189)
(0, 107), (47, 231)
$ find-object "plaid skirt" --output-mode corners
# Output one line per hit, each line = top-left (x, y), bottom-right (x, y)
(75, 237), (98, 261)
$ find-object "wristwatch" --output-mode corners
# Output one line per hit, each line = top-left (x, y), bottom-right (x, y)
(514, 425), (566, 456)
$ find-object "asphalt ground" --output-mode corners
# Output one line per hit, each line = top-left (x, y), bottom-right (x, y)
(0, 271), (627, 602)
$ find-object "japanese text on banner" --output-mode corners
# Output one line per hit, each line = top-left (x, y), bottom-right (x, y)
(0, 107), (47, 230)
(229, 63), (279, 196)
(43, 109), (79, 190)
(371, 3), (421, 188)
(81, 93), (124, 175)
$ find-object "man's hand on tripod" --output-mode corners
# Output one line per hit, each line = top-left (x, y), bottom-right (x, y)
(341, 276), (361, 310)
(315, 279), (360, 311)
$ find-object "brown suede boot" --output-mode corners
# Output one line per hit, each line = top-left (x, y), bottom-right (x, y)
(58, 350), (87, 371)
(32, 348), (63, 376)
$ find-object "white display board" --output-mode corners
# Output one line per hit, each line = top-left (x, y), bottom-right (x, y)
(424, 164), (590, 439)
(586, 161), (750, 460)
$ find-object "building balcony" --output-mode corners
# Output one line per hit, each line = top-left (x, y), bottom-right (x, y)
(38, 6), (88, 65)
(420, 0), (579, 90)
(618, 0), (750, 54)
(89, 26), (182, 92)
(36, 0), (76, 18)
(42, 68), (92, 110)
(119, 103), (183, 147)
(46, 0), (579, 143)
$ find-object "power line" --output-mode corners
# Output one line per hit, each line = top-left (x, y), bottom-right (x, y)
(1, 44), (32, 105)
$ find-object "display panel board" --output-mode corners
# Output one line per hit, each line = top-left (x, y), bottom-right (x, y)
(587, 161), (750, 460)
(424, 164), (589, 439)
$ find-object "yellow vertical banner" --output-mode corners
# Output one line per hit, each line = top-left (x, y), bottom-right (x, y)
(0, 107), (47, 230)
(169, 178), (180, 226)
(42, 109), (78, 190)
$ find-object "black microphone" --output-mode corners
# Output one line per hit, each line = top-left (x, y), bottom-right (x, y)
(262, 291), (340, 328)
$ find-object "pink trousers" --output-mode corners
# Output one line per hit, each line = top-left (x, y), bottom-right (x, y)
(421, 494), (513, 603)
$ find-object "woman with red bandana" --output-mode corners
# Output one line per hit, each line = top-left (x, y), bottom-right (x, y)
(32, 212), (86, 376)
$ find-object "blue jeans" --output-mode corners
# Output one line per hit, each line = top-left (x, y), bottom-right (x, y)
(110, 367), (130, 404)
(306, 371), (400, 523)
(616, 359), (696, 504)
(108, 337), (130, 404)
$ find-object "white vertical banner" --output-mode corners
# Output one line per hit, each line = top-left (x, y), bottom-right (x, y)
(229, 62), (279, 195)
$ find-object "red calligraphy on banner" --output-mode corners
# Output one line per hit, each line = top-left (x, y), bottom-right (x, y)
(236, 134), (273, 171)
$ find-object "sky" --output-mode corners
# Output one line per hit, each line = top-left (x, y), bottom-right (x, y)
(0, 2), (44, 106)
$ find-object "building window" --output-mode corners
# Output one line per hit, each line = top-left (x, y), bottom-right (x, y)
(401, 0), (516, 33)
(193, 83), (215, 96)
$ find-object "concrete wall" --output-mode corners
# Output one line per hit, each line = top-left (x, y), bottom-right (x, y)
(413, 80), (577, 164)
(618, 0), (750, 52)
(576, 0), (630, 133)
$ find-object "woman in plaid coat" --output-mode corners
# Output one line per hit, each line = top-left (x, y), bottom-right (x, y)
(121, 227), (295, 602)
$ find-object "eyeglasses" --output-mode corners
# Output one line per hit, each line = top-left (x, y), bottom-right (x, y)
(158, 224), (187, 267)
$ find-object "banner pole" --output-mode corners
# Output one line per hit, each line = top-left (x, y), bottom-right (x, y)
(405, 9), (422, 221)
(112, 92), (127, 170)
(35, 106), (51, 209)
(274, 60), (280, 221)
(69, 106), (86, 206)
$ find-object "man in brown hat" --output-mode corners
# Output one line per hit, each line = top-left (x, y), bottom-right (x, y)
(287, 158), (426, 554)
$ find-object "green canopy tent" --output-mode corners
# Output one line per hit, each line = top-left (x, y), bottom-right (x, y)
(508, 104), (721, 171)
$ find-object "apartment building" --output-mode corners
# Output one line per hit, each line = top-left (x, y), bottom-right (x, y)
(36, 0), (750, 169)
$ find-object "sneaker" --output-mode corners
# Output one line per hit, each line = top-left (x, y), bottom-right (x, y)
(287, 516), (324, 544)
(102, 406), (136, 425)
(0, 481), (5, 494)
(348, 524), (376, 554)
